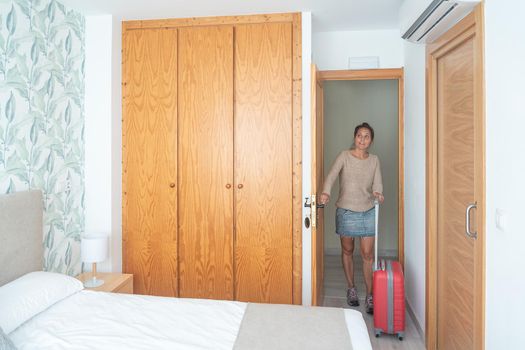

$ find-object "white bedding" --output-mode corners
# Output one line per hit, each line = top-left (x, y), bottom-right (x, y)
(10, 290), (372, 350)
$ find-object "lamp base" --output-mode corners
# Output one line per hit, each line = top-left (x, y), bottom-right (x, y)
(84, 278), (104, 288)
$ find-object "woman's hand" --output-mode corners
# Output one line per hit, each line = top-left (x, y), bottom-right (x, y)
(319, 193), (330, 205)
(373, 192), (384, 204)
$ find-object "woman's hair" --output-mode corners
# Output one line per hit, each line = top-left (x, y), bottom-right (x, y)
(353, 122), (374, 141)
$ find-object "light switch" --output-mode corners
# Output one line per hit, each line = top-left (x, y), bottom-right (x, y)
(496, 208), (506, 231)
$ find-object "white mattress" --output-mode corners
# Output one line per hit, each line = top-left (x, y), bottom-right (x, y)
(10, 290), (372, 350)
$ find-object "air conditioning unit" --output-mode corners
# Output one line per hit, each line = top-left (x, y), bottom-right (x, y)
(402, 0), (480, 44)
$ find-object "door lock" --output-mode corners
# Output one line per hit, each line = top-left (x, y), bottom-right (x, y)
(304, 197), (311, 208)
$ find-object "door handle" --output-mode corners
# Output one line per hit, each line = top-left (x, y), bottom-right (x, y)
(465, 202), (477, 239)
(304, 198), (324, 209)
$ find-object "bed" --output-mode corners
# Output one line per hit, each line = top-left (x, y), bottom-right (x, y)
(0, 191), (372, 350)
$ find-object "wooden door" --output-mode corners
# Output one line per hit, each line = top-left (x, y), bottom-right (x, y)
(122, 28), (178, 296)
(178, 26), (234, 300)
(311, 64), (325, 306)
(234, 22), (293, 303)
(427, 6), (485, 350)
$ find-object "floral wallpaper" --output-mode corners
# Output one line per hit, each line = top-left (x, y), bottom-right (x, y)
(0, 0), (85, 276)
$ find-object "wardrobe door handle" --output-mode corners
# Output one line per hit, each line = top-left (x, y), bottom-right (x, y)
(169, 183), (175, 188)
(237, 184), (244, 189)
(226, 184), (232, 189)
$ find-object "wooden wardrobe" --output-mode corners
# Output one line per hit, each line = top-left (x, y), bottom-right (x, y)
(122, 13), (302, 304)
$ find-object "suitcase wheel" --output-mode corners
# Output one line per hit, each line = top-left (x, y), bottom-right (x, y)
(375, 331), (381, 338)
(397, 333), (404, 341)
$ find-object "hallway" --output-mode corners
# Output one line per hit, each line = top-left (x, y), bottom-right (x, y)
(322, 254), (425, 350)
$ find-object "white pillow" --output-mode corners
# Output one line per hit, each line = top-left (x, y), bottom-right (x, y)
(0, 271), (83, 334)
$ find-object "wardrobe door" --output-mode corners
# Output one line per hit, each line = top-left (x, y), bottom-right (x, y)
(178, 26), (235, 300)
(122, 28), (178, 296)
(234, 23), (293, 303)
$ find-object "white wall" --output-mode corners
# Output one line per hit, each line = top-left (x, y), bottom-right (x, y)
(312, 29), (404, 70)
(81, 1), (525, 346)
(301, 11), (313, 306)
(399, 0), (432, 336)
(85, 11), (314, 303)
(85, 15), (122, 273)
(84, 15), (114, 272)
(401, 40), (426, 334)
(401, 0), (525, 346)
(111, 16), (123, 273)
(484, 0), (525, 347)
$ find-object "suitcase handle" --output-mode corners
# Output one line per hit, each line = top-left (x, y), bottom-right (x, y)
(374, 199), (379, 271)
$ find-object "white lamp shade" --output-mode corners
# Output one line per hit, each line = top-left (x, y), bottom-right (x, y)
(81, 235), (108, 263)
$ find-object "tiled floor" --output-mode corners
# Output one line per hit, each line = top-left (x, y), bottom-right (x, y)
(322, 254), (426, 350)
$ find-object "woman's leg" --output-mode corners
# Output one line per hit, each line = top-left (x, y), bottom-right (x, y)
(340, 236), (355, 288)
(360, 236), (375, 295)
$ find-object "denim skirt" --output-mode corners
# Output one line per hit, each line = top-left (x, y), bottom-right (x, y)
(336, 207), (375, 237)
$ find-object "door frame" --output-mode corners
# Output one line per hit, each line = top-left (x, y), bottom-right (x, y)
(315, 68), (405, 268)
(310, 64), (325, 306)
(425, 5), (485, 350)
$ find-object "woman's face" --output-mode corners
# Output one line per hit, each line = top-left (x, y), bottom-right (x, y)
(354, 128), (372, 151)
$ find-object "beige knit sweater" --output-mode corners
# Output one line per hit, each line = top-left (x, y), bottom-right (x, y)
(322, 150), (383, 212)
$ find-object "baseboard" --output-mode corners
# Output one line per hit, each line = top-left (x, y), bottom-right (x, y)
(325, 247), (398, 258)
(406, 299), (425, 341)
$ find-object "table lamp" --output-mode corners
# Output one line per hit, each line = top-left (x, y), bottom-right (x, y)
(81, 235), (108, 288)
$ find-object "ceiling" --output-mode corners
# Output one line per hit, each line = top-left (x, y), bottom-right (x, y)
(58, 0), (403, 32)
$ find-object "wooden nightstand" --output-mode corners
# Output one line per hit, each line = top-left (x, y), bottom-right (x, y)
(76, 272), (133, 294)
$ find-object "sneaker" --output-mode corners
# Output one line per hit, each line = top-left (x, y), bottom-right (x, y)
(366, 294), (374, 314)
(346, 287), (359, 307)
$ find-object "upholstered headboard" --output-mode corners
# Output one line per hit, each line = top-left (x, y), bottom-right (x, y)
(0, 190), (43, 286)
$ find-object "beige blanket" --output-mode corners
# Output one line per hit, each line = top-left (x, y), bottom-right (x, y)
(233, 303), (353, 350)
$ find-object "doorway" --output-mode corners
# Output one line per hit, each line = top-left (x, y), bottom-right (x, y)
(310, 68), (404, 306)
(323, 79), (399, 260)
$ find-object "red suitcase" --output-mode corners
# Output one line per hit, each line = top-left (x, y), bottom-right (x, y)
(372, 201), (405, 340)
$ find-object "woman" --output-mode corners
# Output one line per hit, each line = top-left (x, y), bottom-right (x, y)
(319, 122), (384, 314)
